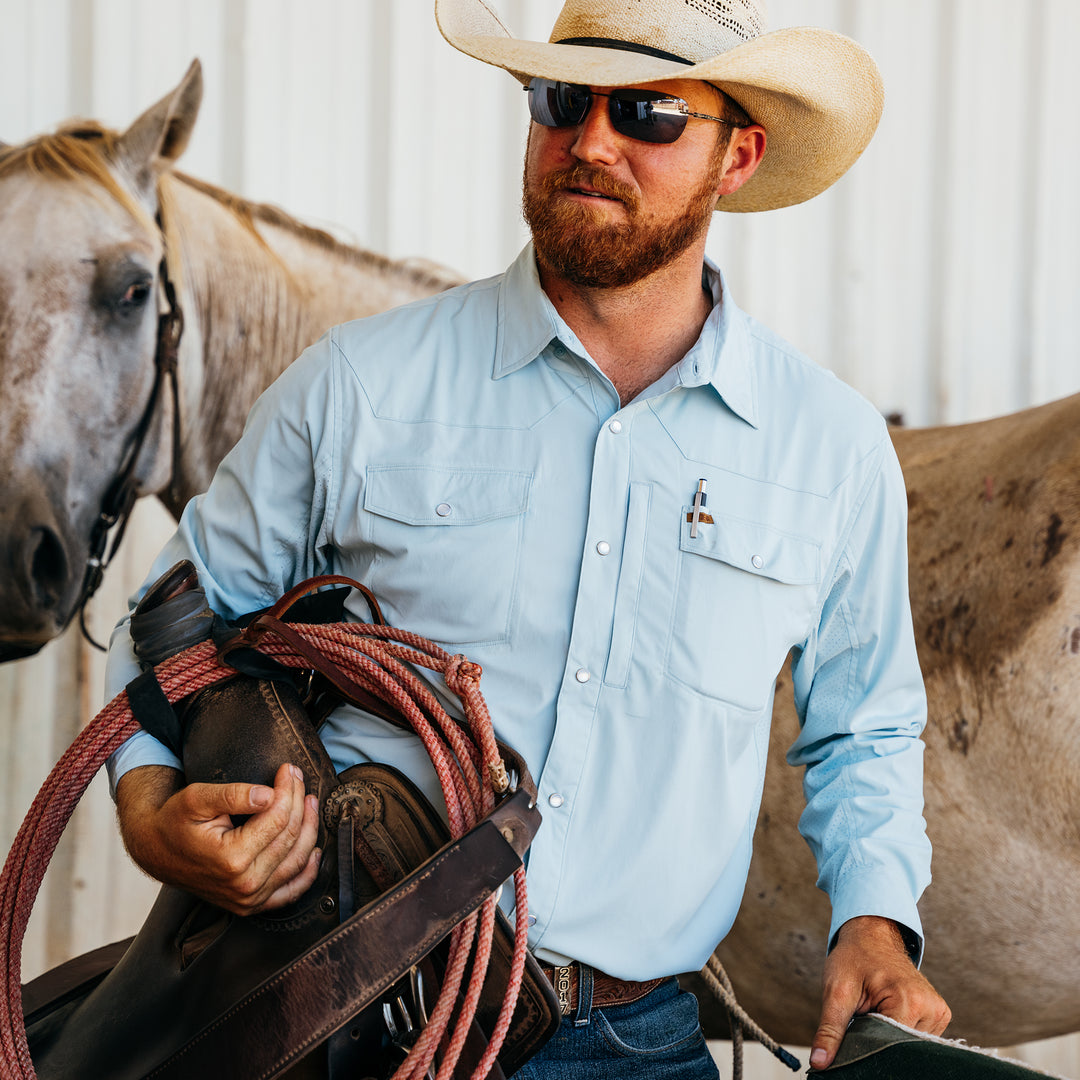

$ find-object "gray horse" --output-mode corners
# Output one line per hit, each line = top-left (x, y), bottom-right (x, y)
(0, 60), (461, 659)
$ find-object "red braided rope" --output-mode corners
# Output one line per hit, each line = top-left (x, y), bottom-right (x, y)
(0, 622), (529, 1080)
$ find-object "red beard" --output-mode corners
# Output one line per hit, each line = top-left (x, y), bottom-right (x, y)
(522, 158), (722, 289)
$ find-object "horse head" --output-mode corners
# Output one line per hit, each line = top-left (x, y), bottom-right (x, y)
(0, 61), (202, 660)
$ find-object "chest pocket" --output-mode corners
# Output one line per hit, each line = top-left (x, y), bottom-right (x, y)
(364, 465), (531, 647)
(665, 512), (821, 711)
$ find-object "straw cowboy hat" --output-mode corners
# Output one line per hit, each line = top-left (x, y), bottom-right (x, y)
(434, 0), (884, 212)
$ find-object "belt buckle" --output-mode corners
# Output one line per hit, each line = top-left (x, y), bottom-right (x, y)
(552, 964), (574, 1016)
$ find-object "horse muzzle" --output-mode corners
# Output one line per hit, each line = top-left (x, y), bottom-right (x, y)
(0, 495), (89, 660)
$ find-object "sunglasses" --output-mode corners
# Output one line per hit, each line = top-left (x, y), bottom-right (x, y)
(526, 78), (741, 145)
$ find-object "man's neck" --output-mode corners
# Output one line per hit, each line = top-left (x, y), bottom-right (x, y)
(537, 243), (715, 407)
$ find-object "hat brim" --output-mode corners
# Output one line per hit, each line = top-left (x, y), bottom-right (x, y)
(435, 0), (884, 213)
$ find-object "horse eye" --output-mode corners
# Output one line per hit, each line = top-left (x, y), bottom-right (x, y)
(116, 280), (152, 317)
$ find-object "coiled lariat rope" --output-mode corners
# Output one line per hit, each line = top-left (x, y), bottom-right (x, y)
(0, 620), (529, 1080)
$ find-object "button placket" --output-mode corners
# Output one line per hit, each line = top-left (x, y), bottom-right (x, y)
(531, 404), (630, 939)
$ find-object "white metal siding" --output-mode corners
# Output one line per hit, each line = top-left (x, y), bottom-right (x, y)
(1, 2), (1078, 1074)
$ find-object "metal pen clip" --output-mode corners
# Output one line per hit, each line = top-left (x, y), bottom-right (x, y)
(690, 478), (708, 538)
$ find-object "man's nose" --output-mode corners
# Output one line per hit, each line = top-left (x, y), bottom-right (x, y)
(569, 93), (621, 164)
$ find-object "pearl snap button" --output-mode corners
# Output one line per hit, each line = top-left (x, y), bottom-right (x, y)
(436, 503), (452, 517)
(751, 554), (764, 569)
(527, 915), (537, 927)
(608, 419), (623, 434)
(574, 668), (591, 683)
(596, 541), (611, 556)
(548, 793), (565, 808)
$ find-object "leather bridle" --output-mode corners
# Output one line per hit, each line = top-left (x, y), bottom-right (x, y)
(77, 235), (184, 649)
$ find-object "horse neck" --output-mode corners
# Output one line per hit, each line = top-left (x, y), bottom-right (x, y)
(162, 175), (457, 506)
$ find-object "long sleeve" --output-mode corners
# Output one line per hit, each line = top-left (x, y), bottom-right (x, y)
(105, 337), (338, 791)
(788, 435), (931, 960)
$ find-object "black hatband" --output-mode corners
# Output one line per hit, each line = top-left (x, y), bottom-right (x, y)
(556, 37), (694, 65)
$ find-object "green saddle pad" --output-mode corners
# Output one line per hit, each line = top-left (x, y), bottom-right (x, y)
(821, 1015), (1072, 1079)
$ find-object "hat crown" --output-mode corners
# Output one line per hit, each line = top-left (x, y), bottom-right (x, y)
(549, 0), (769, 63)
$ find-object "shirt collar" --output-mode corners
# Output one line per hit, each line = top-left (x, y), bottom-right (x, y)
(694, 258), (758, 428)
(493, 245), (564, 379)
(492, 245), (758, 429)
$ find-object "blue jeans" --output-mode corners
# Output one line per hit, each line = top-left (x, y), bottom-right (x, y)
(513, 973), (719, 1080)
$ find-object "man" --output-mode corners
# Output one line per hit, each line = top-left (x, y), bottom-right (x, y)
(106, 0), (951, 1075)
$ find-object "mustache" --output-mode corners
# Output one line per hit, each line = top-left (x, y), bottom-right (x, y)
(541, 164), (639, 210)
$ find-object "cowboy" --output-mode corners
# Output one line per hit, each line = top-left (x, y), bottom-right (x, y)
(106, 0), (951, 1075)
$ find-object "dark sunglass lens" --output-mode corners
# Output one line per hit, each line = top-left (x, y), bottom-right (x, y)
(609, 91), (687, 144)
(527, 78), (591, 128)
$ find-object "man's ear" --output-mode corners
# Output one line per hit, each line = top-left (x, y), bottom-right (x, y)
(717, 125), (766, 197)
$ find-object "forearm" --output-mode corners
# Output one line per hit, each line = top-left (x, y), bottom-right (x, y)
(115, 764), (185, 876)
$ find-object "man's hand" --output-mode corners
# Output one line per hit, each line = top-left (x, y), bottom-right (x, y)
(115, 762), (322, 915)
(810, 915), (951, 1070)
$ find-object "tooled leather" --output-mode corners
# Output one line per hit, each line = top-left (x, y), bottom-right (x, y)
(541, 965), (666, 1016)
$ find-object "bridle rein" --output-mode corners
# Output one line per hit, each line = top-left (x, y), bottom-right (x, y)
(77, 230), (184, 649)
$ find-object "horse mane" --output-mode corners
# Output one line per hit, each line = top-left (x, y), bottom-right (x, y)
(0, 122), (460, 295)
(0, 122), (149, 226)
(171, 172), (461, 293)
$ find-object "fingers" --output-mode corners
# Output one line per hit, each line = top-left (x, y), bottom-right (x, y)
(890, 982), (952, 1036)
(237, 781), (322, 910)
(810, 974), (865, 1070)
(260, 842), (324, 911)
(215, 763), (321, 913)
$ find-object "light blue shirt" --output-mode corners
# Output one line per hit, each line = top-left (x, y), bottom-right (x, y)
(107, 244), (931, 981)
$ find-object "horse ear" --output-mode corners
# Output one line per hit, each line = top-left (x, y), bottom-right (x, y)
(115, 59), (203, 199)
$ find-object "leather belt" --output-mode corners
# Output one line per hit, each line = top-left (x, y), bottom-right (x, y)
(541, 964), (666, 1017)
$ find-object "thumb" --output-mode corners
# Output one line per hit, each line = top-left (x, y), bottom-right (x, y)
(181, 780), (274, 821)
(810, 982), (859, 1070)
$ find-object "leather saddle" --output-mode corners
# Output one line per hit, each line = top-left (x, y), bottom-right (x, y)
(21, 565), (559, 1079)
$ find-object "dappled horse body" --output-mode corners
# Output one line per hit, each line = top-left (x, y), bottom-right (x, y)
(714, 398), (1080, 1047)
(0, 61), (462, 659)
(2, 63), (1079, 1055)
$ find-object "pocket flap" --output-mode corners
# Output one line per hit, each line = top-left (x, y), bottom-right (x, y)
(365, 466), (531, 526)
(680, 511), (821, 585)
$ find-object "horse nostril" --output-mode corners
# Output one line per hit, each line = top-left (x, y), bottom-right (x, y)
(28, 526), (70, 611)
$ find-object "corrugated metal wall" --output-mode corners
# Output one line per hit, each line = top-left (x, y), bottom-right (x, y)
(2, 1), (1078, 1075)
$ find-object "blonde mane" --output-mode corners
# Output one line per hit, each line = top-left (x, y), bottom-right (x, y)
(0, 122), (148, 224)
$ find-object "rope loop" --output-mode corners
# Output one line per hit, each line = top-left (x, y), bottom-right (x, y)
(0, 618), (528, 1080)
